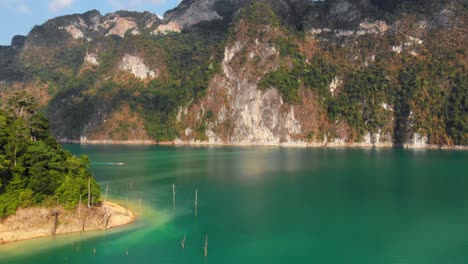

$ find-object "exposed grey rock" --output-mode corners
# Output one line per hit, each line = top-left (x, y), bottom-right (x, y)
(119, 55), (157, 80)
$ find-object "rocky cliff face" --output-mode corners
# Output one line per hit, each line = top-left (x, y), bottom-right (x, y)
(0, 0), (466, 147)
(26, 10), (161, 44)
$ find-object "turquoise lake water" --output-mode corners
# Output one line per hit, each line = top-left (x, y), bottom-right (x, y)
(1, 145), (467, 263)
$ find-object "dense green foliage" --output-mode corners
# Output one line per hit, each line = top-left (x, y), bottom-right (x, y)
(260, 53), (336, 104)
(445, 71), (468, 145)
(236, 1), (281, 27)
(332, 67), (391, 138)
(0, 92), (100, 218)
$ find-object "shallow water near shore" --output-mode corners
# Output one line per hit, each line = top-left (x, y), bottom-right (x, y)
(1, 145), (468, 263)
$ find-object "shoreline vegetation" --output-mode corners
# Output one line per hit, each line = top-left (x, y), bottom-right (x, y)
(0, 201), (135, 245)
(0, 92), (102, 225)
(0, 92), (135, 247)
(59, 139), (468, 151)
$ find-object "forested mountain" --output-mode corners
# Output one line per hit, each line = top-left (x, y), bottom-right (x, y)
(0, 92), (100, 218)
(0, 0), (466, 147)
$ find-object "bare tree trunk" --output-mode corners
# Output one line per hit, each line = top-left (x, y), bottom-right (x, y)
(101, 207), (108, 228)
(87, 177), (91, 208)
(104, 184), (109, 202)
(102, 207), (108, 219)
(81, 214), (88, 233)
(78, 195), (82, 219)
(104, 215), (112, 230)
(51, 210), (60, 237)
(13, 146), (16, 168)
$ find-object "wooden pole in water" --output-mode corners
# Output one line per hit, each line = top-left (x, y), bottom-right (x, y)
(195, 188), (198, 217)
(87, 177), (91, 208)
(104, 184), (109, 202)
(203, 235), (208, 257)
(138, 198), (142, 215)
(180, 233), (186, 249)
(125, 197), (129, 215)
(126, 248), (128, 256)
(172, 184), (176, 210)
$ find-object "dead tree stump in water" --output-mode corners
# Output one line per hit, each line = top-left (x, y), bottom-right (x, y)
(172, 184), (176, 210)
(203, 235), (208, 257)
(125, 197), (129, 216)
(138, 198), (142, 215)
(195, 188), (198, 216)
(180, 234), (186, 249)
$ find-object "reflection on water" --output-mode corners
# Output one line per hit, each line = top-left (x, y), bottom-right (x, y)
(0, 146), (467, 264)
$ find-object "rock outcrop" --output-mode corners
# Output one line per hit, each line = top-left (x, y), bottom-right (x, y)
(84, 52), (99, 66)
(119, 55), (157, 80)
(103, 15), (140, 37)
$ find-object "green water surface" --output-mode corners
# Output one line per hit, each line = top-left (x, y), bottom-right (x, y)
(1, 146), (467, 263)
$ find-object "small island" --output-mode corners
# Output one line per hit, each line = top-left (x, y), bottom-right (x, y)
(0, 92), (134, 244)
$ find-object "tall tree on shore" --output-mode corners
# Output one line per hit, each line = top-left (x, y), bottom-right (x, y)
(0, 92), (100, 218)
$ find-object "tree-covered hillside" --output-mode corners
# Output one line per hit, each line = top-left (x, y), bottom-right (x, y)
(0, 0), (466, 147)
(0, 92), (100, 218)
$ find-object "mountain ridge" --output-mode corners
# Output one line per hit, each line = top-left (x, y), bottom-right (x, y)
(0, 0), (466, 148)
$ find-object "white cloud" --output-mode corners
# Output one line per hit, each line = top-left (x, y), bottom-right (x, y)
(16, 3), (30, 14)
(49, 0), (74, 12)
(0, 0), (31, 15)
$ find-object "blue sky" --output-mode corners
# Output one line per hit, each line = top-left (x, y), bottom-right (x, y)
(0, 0), (181, 45)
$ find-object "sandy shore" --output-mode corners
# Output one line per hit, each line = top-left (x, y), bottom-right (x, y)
(0, 201), (135, 244)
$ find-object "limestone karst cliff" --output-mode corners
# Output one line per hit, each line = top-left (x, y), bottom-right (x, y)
(0, 0), (466, 147)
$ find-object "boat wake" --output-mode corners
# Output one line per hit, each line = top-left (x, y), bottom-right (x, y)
(91, 162), (126, 166)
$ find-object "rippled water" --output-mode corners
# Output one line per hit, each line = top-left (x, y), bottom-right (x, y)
(1, 145), (467, 263)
